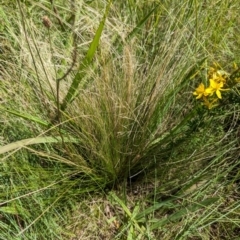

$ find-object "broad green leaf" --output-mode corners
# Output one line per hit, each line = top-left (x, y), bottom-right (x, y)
(0, 204), (30, 217)
(0, 206), (19, 215)
(61, 1), (112, 111)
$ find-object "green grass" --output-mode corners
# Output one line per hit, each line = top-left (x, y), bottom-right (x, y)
(0, 0), (239, 239)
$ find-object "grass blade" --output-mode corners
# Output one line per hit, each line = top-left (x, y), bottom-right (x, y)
(0, 136), (78, 155)
(0, 107), (49, 126)
(150, 198), (219, 230)
(126, 4), (159, 41)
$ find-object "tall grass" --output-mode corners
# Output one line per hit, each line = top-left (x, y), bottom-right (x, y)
(0, 0), (239, 239)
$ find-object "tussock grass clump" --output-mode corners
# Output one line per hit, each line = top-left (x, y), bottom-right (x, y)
(0, 0), (239, 239)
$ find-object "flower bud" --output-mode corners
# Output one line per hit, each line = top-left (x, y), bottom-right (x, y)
(42, 16), (51, 29)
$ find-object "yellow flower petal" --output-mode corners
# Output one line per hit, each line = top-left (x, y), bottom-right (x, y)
(216, 90), (222, 99)
(205, 87), (214, 95)
(193, 83), (207, 99)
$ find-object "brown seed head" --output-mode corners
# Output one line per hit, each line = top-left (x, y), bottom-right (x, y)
(42, 16), (51, 29)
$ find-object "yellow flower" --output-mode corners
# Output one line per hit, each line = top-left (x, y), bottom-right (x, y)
(212, 71), (227, 84)
(208, 65), (229, 84)
(205, 79), (225, 99)
(208, 67), (217, 79)
(193, 83), (208, 99)
(202, 96), (219, 109)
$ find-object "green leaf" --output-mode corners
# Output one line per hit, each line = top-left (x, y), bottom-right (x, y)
(0, 107), (49, 126)
(109, 192), (145, 235)
(0, 204), (30, 217)
(109, 192), (132, 218)
(0, 136), (79, 155)
(61, 1), (112, 111)
(127, 225), (134, 240)
(136, 197), (177, 221)
(0, 206), (19, 215)
(150, 197), (219, 230)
